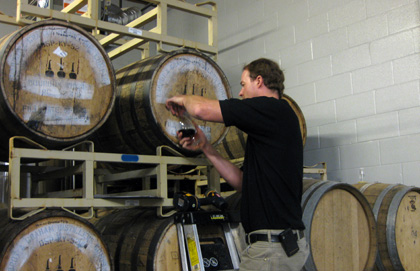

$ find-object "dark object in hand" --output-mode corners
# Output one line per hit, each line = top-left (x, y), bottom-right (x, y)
(178, 128), (195, 138)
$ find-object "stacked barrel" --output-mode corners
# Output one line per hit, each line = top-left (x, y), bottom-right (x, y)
(0, 19), (117, 270)
(92, 48), (231, 157)
(0, 209), (112, 270)
(0, 20), (116, 160)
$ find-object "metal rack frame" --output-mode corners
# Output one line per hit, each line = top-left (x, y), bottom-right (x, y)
(7, 136), (327, 221)
(7, 136), (221, 220)
(0, 0), (218, 59)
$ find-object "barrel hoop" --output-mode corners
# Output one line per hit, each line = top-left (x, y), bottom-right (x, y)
(359, 182), (375, 193)
(372, 184), (399, 220)
(130, 210), (159, 270)
(110, 209), (150, 270)
(113, 64), (135, 152)
(371, 183), (399, 271)
(386, 186), (419, 271)
(146, 216), (175, 271)
(301, 180), (327, 208)
(131, 69), (158, 152)
(143, 53), (177, 147)
(302, 181), (338, 271)
(222, 137), (235, 159)
(116, 61), (152, 154)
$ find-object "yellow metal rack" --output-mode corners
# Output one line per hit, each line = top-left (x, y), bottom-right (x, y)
(0, 0), (218, 59)
(7, 136), (221, 220)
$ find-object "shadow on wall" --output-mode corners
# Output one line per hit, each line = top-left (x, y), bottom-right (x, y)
(218, 21), (279, 54)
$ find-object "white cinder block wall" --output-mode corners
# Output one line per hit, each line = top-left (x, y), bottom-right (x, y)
(210, 0), (420, 185)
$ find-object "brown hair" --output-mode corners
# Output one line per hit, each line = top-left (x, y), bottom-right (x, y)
(243, 58), (285, 97)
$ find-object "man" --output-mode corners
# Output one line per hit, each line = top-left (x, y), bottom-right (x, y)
(166, 58), (309, 270)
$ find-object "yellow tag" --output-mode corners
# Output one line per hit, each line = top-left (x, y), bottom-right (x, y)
(187, 237), (200, 270)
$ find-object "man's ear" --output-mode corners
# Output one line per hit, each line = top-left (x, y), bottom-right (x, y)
(256, 75), (264, 88)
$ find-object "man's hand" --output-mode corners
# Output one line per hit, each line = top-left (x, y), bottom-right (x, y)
(178, 122), (207, 152)
(166, 95), (186, 116)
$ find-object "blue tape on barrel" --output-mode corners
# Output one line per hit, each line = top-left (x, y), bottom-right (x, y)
(121, 154), (139, 162)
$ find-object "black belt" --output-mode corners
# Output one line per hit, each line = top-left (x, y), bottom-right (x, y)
(247, 230), (305, 244)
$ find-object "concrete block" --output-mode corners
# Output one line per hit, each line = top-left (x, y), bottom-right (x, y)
(237, 38), (266, 65)
(332, 44), (371, 74)
(352, 62), (394, 93)
(283, 66), (299, 88)
(388, 2), (420, 34)
(370, 31), (415, 64)
(340, 141), (381, 169)
(295, 13), (329, 43)
(316, 73), (352, 102)
(348, 15), (388, 47)
(264, 0), (293, 18)
(329, 0), (366, 31)
(336, 91), (375, 121)
(247, 12), (278, 39)
(312, 28), (348, 59)
(367, 0), (411, 17)
(356, 112), (400, 142)
(399, 106), (420, 135)
(285, 83), (316, 107)
(218, 9), (238, 41)
(402, 161), (420, 186)
(307, 0), (356, 17)
(298, 56), (332, 84)
(414, 27), (420, 52)
(319, 120), (357, 148)
(304, 126), (320, 151)
(218, 49), (239, 68)
(264, 26), (295, 55)
(308, 0), (340, 17)
(393, 54), (420, 84)
(280, 41), (313, 68)
(301, 100), (336, 127)
(277, 0), (309, 25)
(239, 0), (265, 27)
(375, 80), (420, 114)
(380, 134), (420, 164)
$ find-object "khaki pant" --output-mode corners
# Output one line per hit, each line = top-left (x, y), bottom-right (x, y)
(239, 230), (309, 271)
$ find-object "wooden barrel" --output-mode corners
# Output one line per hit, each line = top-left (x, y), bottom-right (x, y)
(302, 179), (377, 271)
(225, 179), (377, 271)
(0, 20), (116, 159)
(215, 94), (307, 160)
(93, 49), (231, 157)
(94, 208), (234, 271)
(94, 208), (181, 271)
(354, 182), (420, 271)
(283, 93), (307, 147)
(0, 209), (111, 270)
